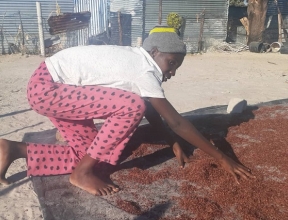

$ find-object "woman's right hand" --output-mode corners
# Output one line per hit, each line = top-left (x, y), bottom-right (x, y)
(148, 97), (256, 183)
(218, 154), (256, 184)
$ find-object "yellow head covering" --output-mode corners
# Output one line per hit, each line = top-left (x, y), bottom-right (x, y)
(149, 26), (177, 35)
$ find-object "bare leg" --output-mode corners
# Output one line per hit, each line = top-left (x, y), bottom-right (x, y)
(0, 139), (27, 185)
(0, 138), (120, 195)
(69, 155), (120, 196)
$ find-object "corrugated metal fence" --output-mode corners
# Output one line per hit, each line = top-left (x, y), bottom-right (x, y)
(110, 0), (144, 47)
(74, 0), (108, 46)
(1, 0), (285, 55)
(266, 0), (288, 43)
(0, 0), (109, 55)
(144, 0), (229, 53)
(0, 0), (74, 55)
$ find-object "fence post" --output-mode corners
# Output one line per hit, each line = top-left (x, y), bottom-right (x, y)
(36, 2), (45, 56)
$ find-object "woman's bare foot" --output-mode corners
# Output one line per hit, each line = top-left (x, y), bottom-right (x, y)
(0, 139), (27, 185)
(69, 155), (120, 196)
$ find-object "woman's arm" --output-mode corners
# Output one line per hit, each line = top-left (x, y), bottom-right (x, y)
(144, 100), (175, 146)
(144, 100), (190, 167)
(148, 97), (255, 183)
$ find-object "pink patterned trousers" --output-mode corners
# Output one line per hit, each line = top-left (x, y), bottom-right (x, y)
(26, 62), (146, 176)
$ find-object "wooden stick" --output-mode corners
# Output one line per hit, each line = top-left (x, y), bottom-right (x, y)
(118, 11), (123, 46)
(274, 0), (283, 43)
(18, 11), (25, 55)
(158, 0), (162, 25)
(197, 10), (205, 52)
(240, 17), (249, 44)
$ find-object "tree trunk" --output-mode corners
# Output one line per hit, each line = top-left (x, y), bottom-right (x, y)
(247, 0), (268, 45)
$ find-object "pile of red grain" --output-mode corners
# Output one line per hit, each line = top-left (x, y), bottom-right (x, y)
(115, 199), (142, 215)
(112, 105), (288, 219)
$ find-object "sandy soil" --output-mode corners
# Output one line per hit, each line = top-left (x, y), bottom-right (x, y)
(0, 51), (287, 219)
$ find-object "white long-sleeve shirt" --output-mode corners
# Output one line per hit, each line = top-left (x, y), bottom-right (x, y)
(45, 45), (165, 98)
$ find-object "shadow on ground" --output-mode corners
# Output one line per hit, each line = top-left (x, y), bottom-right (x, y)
(20, 99), (288, 220)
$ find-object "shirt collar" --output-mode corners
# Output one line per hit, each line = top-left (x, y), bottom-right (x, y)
(139, 47), (163, 81)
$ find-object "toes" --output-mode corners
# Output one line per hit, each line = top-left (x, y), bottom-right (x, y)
(102, 188), (111, 196)
(113, 187), (120, 193)
(112, 187), (120, 193)
(98, 187), (116, 196)
(0, 178), (10, 185)
(105, 186), (119, 195)
(114, 186), (120, 191)
(108, 184), (120, 192)
(100, 188), (111, 196)
(94, 189), (103, 196)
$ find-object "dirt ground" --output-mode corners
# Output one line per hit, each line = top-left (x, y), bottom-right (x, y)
(0, 50), (287, 219)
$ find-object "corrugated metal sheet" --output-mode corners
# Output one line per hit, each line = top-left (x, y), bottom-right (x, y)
(110, 12), (132, 46)
(0, 0), (75, 55)
(266, 0), (288, 43)
(110, 0), (143, 47)
(74, 0), (108, 46)
(144, 0), (229, 53)
(267, 0), (288, 16)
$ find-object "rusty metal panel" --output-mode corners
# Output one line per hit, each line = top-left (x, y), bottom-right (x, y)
(48, 11), (91, 35)
(74, 0), (109, 46)
(144, 0), (229, 53)
(110, 0), (144, 47)
(0, 0), (75, 55)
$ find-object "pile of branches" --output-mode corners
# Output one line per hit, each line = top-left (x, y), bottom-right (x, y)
(207, 40), (249, 53)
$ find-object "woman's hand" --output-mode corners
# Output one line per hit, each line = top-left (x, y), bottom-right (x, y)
(172, 142), (191, 168)
(218, 154), (256, 184)
(148, 98), (256, 183)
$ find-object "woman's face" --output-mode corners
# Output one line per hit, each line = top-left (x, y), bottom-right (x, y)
(151, 48), (185, 82)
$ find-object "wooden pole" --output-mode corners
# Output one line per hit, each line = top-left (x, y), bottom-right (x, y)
(278, 13), (282, 43)
(36, 2), (45, 56)
(158, 0), (162, 25)
(1, 12), (6, 55)
(118, 11), (123, 46)
(274, 0), (283, 43)
(240, 17), (249, 44)
(197, 10), (205, 52)
(18, 11), (25, 55)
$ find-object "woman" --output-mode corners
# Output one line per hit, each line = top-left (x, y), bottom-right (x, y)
(0, 32), (255, 196)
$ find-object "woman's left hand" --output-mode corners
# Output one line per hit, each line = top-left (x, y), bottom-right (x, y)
(172, 142), (191, 168)
(218, 155), (256, 184)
